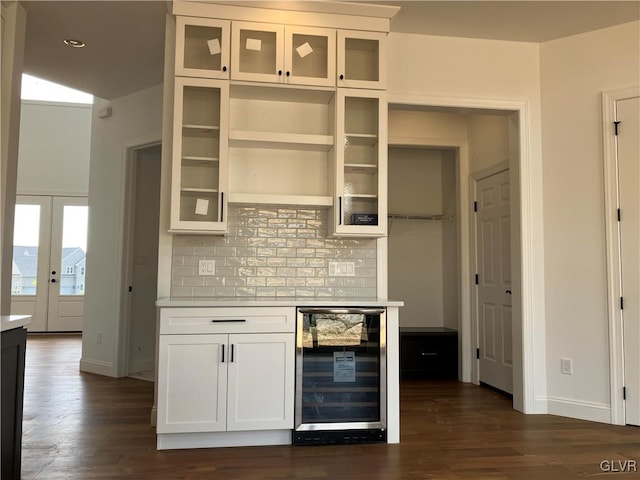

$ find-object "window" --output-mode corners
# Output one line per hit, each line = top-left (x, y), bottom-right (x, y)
(12, 282), (20, 294)
(66, 266), (74, 274)
(80, 266), (85, 275)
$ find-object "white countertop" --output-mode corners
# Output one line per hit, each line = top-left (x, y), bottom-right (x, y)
(1, 315), (32, 332)
(156, 297), (404, 308)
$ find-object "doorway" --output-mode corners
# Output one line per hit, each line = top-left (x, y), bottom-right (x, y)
(121, 143), (162, 379)
(11, 195), (88, 331)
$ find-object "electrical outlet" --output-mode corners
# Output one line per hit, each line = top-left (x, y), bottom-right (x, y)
(329, 261), (355, 277)
(198, 259), (216, 276)
(561, 358), (573, 375)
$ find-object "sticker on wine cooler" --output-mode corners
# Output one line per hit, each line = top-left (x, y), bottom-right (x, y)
(333, 351), (356, 382)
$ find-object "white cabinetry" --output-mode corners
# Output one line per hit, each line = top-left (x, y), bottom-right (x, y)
(156, 307), (295, 449)
(332, 89), (387, 237)
(337, 30), (386, 90)
(170, 77), (229, 233)
(232, 22), (335, 87)
(175, 17), (230, 79)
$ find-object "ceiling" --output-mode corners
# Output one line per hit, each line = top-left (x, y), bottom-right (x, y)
(19, 1), (640, 100)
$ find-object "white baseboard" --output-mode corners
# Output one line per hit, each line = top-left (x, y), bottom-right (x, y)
(157, 430), (291, 450)
(79, 358), (115, 377)
(547, 396), (611, 424)
(129, 357), (154, 374)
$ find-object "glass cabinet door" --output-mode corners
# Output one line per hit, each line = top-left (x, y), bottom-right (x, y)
(231, 22), (284, 83)
(337, 30), (386, 90)
(284, 26), (335, 87)
(171, 77), (228, 233)
(175, 17), (230, 79)
(334, 89), (387, 237)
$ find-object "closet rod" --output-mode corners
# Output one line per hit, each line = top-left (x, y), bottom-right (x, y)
(387, 214), (453, 221)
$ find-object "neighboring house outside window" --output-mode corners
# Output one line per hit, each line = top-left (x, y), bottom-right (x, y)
(66, 266), (75, 274)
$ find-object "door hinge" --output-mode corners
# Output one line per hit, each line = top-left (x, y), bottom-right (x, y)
(614, 121), (621, 135)
(621, 297), (624, 310)
(476, 348), (480, 359)
(473, 201), (478, 212)
(475, 274), (479, 285)
(617, 208), (621, 222)
(128, 286), (133, 293)
(623, 386), (627, 400)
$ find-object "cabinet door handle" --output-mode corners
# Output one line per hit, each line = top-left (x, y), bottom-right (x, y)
(210, 319), (247, 323)
(231, 344), (235, 363)
(286, 71), (290, 77)
(278, 70), (283, 76)
(222, 66), (227, 72)
(220, 191), (225, 222)
(338, 196), (342, 225)
(339, 74), (344, 80)
(221, 344), (225, 363)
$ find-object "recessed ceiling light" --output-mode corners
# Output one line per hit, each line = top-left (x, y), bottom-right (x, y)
(63, 39), (85, 48)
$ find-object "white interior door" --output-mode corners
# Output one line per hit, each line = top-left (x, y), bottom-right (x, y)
(11, 195), (88, 332)
(475, 169), (513, 394)
(617, 96), (640, 426)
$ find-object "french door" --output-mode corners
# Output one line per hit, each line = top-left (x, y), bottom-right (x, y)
(11, 196), (88, 332)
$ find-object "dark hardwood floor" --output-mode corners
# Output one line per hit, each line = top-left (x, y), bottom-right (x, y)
(21, 335), (639, 479)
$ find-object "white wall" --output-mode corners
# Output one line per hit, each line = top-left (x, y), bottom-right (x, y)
(17, 101), (91, 196)
(81, 84), (163, 377)
(388, 147), (453, 328)
(541, 21), (640, 422)
(467, 114), (510, 173)
(1, 1), (26, 315)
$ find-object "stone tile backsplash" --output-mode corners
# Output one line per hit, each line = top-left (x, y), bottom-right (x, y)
(171, 206), (377, 298)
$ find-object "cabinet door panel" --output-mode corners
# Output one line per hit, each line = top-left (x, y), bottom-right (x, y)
(175, 17), (230, 79)
(157, 334), (228, 433)
(285, 26), (335, 87)
(232, 22), (284, 83)
(333, 89), (388, 237)
(170, 77), (229, 233)
(226, 333), (294, 431)
(337, 30), (386, 89)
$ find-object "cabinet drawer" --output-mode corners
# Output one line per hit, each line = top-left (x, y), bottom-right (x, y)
(160, 306), (295, 334)
(399, 329), (458, 379)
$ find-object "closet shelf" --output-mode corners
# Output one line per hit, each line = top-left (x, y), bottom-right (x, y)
(387, 214), (454, 235)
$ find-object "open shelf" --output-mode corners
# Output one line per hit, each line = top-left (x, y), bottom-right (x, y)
(229, 192), (332, 207)
(229, 130), (334, 151)
(183, 124), (220, 133)
(182, 156), (219, 163)
(181, 188), (218, 193)
(345, 133), (378, 146)
(345, 163), (377, 174)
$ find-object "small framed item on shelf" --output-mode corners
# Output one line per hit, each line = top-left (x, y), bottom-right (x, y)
(351, 213), (378, 225)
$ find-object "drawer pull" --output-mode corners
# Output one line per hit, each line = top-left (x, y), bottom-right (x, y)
(421, 352), (438, 357)
(221, 344), (225, 363)
(210, 319), (247, 323)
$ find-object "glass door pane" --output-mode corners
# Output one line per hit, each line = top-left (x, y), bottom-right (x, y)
(59, 205), (88, 296)
(12, 204), (41, 295)
(297, 309), (385, 426)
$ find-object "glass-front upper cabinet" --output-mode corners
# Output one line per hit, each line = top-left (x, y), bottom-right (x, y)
(337, 30), (386, 90)
(175, 17), (230, 79)
(232, 22), (335, 87)
(333, 89), (387, 237)
(171, 77), (229, 233)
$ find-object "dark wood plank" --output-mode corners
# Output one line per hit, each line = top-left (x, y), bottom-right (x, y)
(21, 335), (640, 479)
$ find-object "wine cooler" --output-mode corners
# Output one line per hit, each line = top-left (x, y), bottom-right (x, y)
(294, 307), (387, 445)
